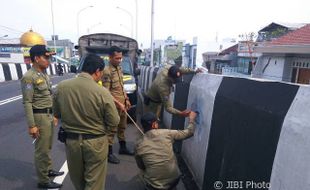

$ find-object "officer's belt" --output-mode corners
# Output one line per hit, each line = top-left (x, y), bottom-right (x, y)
(149, 97), (161, 103)
(66, 132), (105, 140)
(33, 108), (53, 114)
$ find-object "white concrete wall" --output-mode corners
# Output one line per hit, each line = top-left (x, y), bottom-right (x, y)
(8, 63), (18, 80)
(51, 63), (56, 75)
(182, 74), (223, 189)
(260, 56), (286, 81)
(139, 66), (310, 190)
(0, 62), (69, 82)
(21, 64), (28, 75)
(270, 85), (310, 190)
(0, 64), (4, 82)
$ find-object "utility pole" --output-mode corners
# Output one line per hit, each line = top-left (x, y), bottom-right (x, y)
(150, 0), (154, 66)
(51, 0), (57, 64)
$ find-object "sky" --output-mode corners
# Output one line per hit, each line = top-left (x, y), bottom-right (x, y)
(1, 0), (310, 59)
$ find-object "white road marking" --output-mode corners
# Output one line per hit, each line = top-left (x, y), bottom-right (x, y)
(0, 84), (57, 106)
(48, 160), (69, 190)
(0, 95), (22, 105)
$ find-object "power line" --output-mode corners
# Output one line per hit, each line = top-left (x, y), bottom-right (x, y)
(0, 25), (23, 34)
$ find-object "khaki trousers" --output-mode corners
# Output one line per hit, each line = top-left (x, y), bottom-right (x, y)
(33, 113), (53, 184)
(66, 135), (108, 190)
(108, 109), (127, 145)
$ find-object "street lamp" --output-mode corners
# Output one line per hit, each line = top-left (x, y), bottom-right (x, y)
(0, 35), (8, 39)
(116, 6), (134, 38)
(77, 5), (93, 38)
(50, 0), (57, 63)
(135, 0), (138, 41)
(87, 22), (102, 34)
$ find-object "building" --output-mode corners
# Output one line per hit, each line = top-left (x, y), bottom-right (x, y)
(47, 36), (74, 59)
(253, 24), (310, 84)
(0, 29), (46, 64)
(202, 44), (238, 74)
(0, 29), (70, 82)
(256, 22), (307, 42)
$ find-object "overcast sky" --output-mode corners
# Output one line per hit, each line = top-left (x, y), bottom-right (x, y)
(1, 0), (310, 52)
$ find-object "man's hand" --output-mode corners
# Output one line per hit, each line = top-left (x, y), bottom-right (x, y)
(189, 111), (197, 123)
(117, 102), (126, 112)
(29, 126), (40, 139)
(113, 98), (126, 112)
(180, 109), (191, 117)
(53, 117), (58, 127)
(125, 99), (131, 110)
(195, 68), (204, 74)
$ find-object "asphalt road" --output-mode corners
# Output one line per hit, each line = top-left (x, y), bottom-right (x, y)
(0, 73), (186, 190)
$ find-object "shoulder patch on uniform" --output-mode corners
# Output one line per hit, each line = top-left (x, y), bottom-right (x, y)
(36, 78), (44, 85)
(24, 79), (32, 83)
(22, 83), (33, 90)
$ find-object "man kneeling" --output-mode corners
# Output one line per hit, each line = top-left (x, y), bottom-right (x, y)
(135, 112), (197, 190)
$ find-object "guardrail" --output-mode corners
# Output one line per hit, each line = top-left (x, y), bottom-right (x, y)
(0, 63), (69, 82)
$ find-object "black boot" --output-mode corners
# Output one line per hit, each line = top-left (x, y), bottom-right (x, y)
(108, 145), (120, 164)
(119, 141), (134, 155)
(38, 181), (62, 189)
(48, 169), (64, 177)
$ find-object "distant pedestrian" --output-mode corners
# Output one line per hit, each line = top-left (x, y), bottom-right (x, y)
(53, 54), (120, 190)
(20, 44), (64, 189)
(57, 62), (63, 76)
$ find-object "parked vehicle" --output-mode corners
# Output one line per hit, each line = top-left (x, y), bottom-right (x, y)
(76, 33), (141, 121)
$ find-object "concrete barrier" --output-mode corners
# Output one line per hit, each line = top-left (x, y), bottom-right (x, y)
(269, 85), (310, 190)
(183, 75), (310, 190)
(138, 66), (310, 190)
(137, 66), (161, 112)
(182, 74), (223, 189)
(0, 63), (69, 82)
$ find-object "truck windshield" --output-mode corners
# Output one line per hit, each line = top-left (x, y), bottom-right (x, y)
(101, 55), (132, 75)
(121, 56), (132, 75)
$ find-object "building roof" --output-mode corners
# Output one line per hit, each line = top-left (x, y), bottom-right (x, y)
(219, 44), (238, 55)
(20, 29), (46, 46)
(259, 22), (307, 32)
(269, 24), (310, 45)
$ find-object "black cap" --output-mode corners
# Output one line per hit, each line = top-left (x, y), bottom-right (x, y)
(109, 46), (122, 55)
(30, 45), (56, 57)
(168, 65), (182, 79)
(141, 112), (158, 129)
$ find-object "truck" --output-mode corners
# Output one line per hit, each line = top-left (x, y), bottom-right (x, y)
(76, 33), (141, 121)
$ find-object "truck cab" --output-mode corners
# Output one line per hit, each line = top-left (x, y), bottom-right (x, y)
(76, 33), (140, 121)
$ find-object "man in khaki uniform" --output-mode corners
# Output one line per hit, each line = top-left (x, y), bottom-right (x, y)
(102, 46), (134, 164)
(135, 111), (197, 190)
(53, 54), (120, 190)
(145, 65), (199, 118)
(20, 45), (63, 189)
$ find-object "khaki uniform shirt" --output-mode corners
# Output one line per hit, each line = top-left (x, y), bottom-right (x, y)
(21, 67), (53, 127)
(135, 122), (195, 189)
(102, 63), (127, 105)
(53, 72), (120, 135)
(146, 65), (195, 115)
